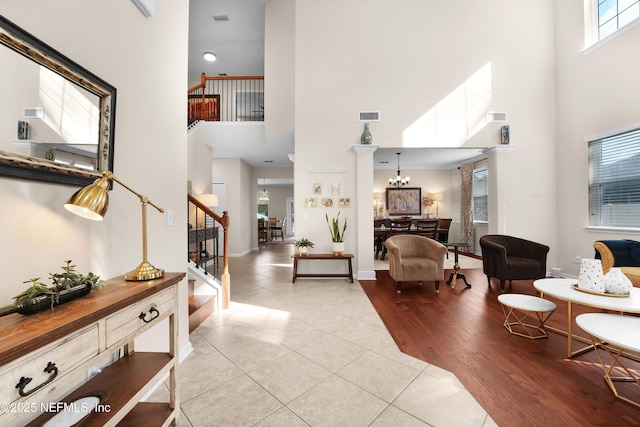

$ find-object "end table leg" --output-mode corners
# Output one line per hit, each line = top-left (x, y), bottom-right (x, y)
(348, 258), (353, 283)
(292, 258), (298, 283)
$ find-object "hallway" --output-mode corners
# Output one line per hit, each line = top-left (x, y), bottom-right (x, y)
(152, 244), (495, 426)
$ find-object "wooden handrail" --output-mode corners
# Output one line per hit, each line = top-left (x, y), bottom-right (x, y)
(188, 194), (230, 308)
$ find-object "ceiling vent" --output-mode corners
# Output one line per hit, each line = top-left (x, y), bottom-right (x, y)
(23, 107), (44, 119)
(131, 0), (154, 17)
(358, 111), (380, 122)
(213, 15), (229, 21)
(486, 111), (508, 122)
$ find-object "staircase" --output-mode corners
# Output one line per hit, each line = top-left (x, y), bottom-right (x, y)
(187, 194), (231, 331)
(188, 260), (221, 332)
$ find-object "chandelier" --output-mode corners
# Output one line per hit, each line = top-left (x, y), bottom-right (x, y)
(388, 152), (410, 188)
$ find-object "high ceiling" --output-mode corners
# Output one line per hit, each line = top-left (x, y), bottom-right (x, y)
(188, 0), (484, 171)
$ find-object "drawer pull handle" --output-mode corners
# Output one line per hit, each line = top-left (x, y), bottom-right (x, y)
(139, 306), (160, 323)
(16, 362), (58, 397)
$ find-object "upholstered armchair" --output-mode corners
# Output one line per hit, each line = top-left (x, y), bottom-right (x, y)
(594, 240), (640, 287)
(479, 235), (549, 290)
(384, 235), (447, 293)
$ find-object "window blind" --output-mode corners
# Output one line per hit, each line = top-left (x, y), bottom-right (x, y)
(588, 128), (640, 227)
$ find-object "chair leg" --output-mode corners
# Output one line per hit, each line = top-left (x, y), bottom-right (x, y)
(418, 281), (423, 286)
(396, 282), (401, 293)
(486, 275), (491, 286)
(500, 279), (505, 290)
(435, 281), (440, 293)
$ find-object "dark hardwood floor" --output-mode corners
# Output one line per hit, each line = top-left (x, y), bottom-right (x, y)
(360, 268), (640, 427)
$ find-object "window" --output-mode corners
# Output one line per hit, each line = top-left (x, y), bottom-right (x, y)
(588, 127), (640, 227)
(258, 188), (269, 219)
(596, 0), (640, 40)
(473, 169), (488, 222)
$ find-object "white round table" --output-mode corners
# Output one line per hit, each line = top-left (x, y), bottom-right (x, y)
(534, 278), (640, 357)
(576, 313), (640, 409)
(497, 294), (557, 339)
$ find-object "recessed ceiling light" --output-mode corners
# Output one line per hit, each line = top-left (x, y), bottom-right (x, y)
(203, 52), (217, 62)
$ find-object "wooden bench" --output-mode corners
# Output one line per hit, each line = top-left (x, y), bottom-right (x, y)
(291, 253), (354, 283)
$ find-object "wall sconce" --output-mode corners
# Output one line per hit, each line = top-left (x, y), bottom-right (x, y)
(64, 171), (165, 281)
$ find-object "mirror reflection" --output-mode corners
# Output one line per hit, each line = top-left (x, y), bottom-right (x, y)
(0, 15), (116, 185)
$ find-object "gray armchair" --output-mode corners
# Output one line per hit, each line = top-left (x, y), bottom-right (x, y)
(479, 235), (549, 290)
(384, 234), (447, 293)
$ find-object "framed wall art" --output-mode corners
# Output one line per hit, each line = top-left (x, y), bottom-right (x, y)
(386, 187), (421, 216)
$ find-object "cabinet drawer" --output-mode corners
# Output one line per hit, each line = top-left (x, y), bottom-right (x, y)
(105, 287), (175, 348)
(0, 325), (99, 405)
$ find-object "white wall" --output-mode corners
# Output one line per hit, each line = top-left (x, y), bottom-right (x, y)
(212, 158), (254, 255)
(0, 1), (190, 351)
(264, 0), (295, 140)
(554, 1), (640, 276)
(289, 0), (558, 273)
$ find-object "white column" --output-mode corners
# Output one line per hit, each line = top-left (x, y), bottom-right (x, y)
(351, 145), (378, 280)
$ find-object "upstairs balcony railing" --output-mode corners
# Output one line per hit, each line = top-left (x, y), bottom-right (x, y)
(188, 73), (264, 125)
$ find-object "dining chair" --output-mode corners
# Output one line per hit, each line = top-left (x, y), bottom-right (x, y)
(436, 218), (453, 258)
(258, 219), (267, 242)
(374, 219), (388, 260)
(416, 219), (439, 239)
(270, 217), (285, 241)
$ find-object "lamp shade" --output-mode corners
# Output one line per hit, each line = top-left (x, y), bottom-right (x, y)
(64, 176), (110, 221)
(197, 193), (219, 207)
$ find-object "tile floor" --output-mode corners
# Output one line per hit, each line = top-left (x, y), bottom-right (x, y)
(151, 244), (495, 426)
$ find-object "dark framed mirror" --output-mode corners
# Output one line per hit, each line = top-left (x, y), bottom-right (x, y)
(0, 15), (116, 186)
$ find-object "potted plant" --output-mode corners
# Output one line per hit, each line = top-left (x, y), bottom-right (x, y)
(294, 238), (314, 256)
(0, 260), (104, 317)
(326, 211), (348, 256)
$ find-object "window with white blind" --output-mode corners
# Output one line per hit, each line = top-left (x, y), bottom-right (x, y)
(596, 0), (640, 41)
(588, 128), (640, 227)
(473, 169), (488, 222)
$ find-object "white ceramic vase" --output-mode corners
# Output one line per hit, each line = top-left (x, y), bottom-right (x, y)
(332, 241), (345, 256)
(578, 258), (605, 293)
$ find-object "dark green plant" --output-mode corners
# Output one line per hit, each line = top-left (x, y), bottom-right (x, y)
(14, 261), (104, 308)
(326, 211), (347, 242)
(14, 278), (53, 303)
(294, 238), (314, 248)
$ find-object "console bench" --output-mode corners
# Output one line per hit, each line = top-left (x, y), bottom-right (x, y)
(291, 254), (354, 283)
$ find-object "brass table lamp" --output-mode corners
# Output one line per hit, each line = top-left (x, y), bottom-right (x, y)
(64, 171), (165, 281)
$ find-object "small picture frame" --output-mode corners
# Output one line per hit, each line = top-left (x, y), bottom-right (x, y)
(322, 197), (334, 208)
(332, 182), (341, 195)
(313, 183), (322, 195)
(338, 197), (351, 208)
(305, 197), (317, 208)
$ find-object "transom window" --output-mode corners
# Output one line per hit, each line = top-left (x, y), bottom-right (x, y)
(588, 127), (640, 227)
(597, 0), (640, 40)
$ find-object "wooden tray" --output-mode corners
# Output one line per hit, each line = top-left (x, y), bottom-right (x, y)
(571, 283), (630, 298)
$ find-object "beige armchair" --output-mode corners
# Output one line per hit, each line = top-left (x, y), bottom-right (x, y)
(384, 234), (447, 293)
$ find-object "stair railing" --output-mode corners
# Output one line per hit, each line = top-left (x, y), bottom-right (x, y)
(188, 194), (230, 309)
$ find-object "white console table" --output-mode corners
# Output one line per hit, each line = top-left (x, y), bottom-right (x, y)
(0, 272), (184, 426)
